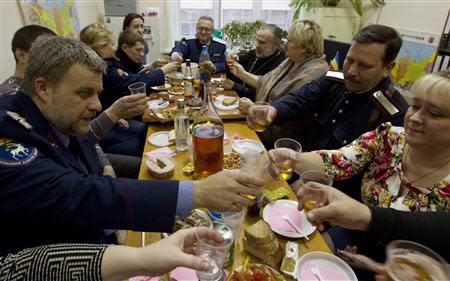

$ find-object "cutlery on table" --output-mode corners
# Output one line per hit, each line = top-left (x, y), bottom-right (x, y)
(275, 209), (310, 240)
(307, 259), (324, 281)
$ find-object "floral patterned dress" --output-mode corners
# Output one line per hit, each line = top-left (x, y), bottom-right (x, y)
(317, 123), (450, 212)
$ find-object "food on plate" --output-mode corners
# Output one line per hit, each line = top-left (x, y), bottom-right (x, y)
(280, 241), (299, 278)
(145, 156), (175, 179)
(231, 264), (284, 281)
(170, 85), (184, 94)
(223, 152), (240, 170)
(243, 220), (284, 267)
(222, 97), (237, 106)
(173, 209), (211, 232)
(186, 96), (203, 107)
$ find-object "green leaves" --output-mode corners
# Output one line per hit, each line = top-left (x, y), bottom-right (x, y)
(290, 0), (385, 19)
(222, 20), (266, 48)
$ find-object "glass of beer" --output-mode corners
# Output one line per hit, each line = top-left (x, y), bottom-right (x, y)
(248, 101), (270, 132)
(192, 124), (224, 179)
(385, 240), (449, 281)
(273, 138), (302, 180)
(128, 82), (146, 95)
(297, 170), (333, 212)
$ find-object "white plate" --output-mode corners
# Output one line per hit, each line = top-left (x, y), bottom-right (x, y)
(231, 139), (265, 155)
(262, 199), (316, 239)
(214, 99), (239, 111)
(151, 83), (171, 91)
(147, 99), (170, 110)
(148, 131), (173, 147)
(296, 252), (357, 281)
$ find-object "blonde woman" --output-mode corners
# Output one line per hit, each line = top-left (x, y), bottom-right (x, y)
(80, 23), (167, 157)
(269, 71), (450, 260)
(230, 20), (328, 109)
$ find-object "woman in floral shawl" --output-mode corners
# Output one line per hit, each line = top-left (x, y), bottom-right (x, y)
(268, 71), (450, 259)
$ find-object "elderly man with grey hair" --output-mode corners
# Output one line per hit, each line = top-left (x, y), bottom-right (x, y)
(170, 16), (227, 73)
(0, 36), (263, 256)
(224, 24), (287, 101)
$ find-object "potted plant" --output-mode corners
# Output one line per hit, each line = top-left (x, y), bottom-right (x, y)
(222, 20), (265, 52)
(290, 0), (385, 18)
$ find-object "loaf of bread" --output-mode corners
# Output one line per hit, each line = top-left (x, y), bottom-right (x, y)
(243, 220), (284, 267)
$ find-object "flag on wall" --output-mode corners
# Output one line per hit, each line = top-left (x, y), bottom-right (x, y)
(329, 52), (340, 71)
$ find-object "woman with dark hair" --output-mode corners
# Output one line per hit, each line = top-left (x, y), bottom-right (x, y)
(122, 13), (148, 64)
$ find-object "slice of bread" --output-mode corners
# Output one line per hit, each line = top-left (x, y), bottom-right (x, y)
(222, 97), (237, 106)
(244, 219), (273, 244)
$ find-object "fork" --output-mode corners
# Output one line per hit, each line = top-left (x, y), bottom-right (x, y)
(276, 210), (310, 240)
(307, 259), (324, 281)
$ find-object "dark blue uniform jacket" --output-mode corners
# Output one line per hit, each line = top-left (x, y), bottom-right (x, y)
(0, 92), (178, 255)
(171, 36), (226, 73)
(271, 75), (409, 152)
(101, 58), (165, 110)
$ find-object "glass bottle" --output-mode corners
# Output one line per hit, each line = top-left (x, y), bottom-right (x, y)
(192, 83), (224, 179)
(183, 59), (194, 102)
(174, 98), (189, 152)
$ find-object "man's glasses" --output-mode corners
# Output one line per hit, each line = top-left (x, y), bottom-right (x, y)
(197, 27), (212, 33)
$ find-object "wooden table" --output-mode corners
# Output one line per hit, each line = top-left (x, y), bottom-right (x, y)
(126, 120), (331, 277)
(142, 89), (245, 122)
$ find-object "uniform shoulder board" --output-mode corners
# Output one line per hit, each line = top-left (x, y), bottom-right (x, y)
(212, 37), (226, 45)
(325, 71), (344, 82)
(6, 111), (33, 130)
(0, 138), (38, 167)
(372, 91), (400, 116)
(184, 35), (196, 40)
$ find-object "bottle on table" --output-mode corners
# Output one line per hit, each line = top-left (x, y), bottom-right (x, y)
(174, 98), (189, 152)
(183, 59), (194, 102)
(199, 45), (212, 84)
(192, 83), (224, 179)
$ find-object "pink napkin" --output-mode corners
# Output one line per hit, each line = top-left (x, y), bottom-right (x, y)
(232, 135), (244, 142)
(145, 147), (176, 160)
(299, 263), (350, 280)
(171, 267), (198, 281)
(267, 202), (302, 232)
(129, 268), (228, 281)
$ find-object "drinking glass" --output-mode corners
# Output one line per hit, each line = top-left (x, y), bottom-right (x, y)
(248, 101), (270, 132)
(297, 170), (333, 211)
(128, 82), (146, 95)
(385, 240), (449, 281)
(195, 221), (235, 281)
(226, 49), (238, 68)
(221, 208), (246, 242)
(273, 138), (302, 180)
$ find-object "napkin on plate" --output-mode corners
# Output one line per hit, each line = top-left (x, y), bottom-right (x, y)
(267, 203), (303, 232)
(145, 147), (176, 160)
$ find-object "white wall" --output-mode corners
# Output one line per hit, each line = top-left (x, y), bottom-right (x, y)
(0, 0), (105, 82)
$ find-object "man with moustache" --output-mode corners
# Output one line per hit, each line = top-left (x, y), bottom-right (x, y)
(0, 36), (263, 256)
(224, 24), (286, 101)
(247, 24), (409, 152)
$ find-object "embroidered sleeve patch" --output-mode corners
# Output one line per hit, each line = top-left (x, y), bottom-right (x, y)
(0, 138), (38, 167)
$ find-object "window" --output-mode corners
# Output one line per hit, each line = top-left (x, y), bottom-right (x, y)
(221, 0), (253, 27)
(261, 0), (293, 31)
(177, 0), (293, 38)
(179, 0), (213, 36)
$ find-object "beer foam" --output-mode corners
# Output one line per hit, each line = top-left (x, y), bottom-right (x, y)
(387, 252), (447, 281)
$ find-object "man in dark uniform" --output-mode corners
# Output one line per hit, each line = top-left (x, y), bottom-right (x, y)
(170, 16), (226, 73)
(248, 24), (409, 152)
(224, 24), (286, 101)
(0, 36), (263, 256)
